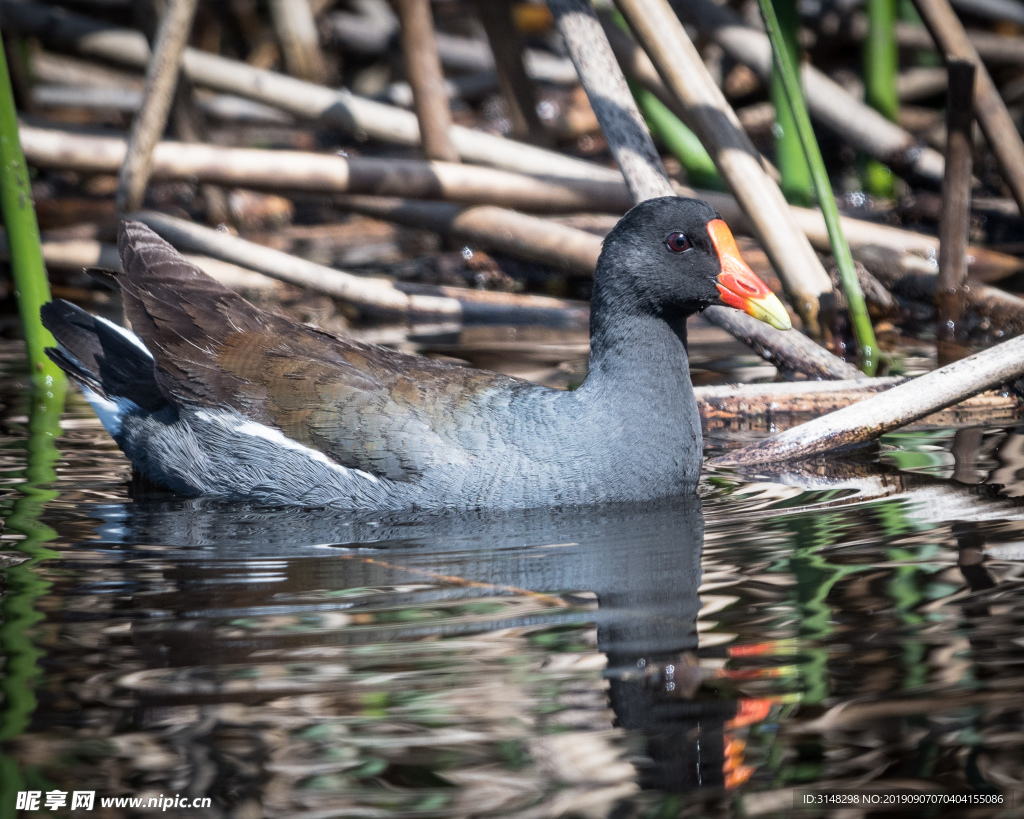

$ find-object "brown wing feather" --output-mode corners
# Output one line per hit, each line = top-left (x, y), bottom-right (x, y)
(116, 221), (511, 480)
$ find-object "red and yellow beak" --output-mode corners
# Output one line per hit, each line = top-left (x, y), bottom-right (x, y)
(707, 219), (792, 331)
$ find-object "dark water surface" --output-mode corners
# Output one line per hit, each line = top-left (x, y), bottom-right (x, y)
(2, 348), (1024, 818)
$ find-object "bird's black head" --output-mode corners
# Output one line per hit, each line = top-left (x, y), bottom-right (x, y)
(596, 196), (790, 329)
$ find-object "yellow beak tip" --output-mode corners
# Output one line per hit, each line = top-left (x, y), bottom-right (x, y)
(746, 294), (792, 331)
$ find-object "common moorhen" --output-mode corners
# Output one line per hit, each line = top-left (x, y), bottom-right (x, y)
(41, 196), (790, 510)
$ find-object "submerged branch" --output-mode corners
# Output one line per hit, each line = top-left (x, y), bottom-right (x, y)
(696, 378), (1020, 432)
(713, 334), (1024, 465)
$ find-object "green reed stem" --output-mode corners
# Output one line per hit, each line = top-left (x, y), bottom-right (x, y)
(628, 78), (722, 190)
(0, 382), (65, 746)
(864, 0), (898, 197)
(756, 0), (879, 375)
(770, 0), (814, 206)
(0, 31), (63, 390)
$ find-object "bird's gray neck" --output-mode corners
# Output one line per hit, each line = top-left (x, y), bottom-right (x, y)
(567, 305), (702, 491)
(580, 307), (694, 403)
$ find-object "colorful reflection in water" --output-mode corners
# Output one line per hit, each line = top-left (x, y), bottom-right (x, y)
(2, 350), (1023, 818)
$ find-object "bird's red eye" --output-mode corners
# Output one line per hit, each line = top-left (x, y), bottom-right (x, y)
(666, 232), (691, 252)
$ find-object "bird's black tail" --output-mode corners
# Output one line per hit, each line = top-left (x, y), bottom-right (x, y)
(40, 299), (167, 413)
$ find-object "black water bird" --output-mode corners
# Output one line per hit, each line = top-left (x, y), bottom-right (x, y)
(41, 197), (790, 510)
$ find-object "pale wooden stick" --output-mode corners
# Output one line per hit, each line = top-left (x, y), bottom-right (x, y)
(336, 195), (604, 274)
(22, 122), (1020, 279)
(912, 0), (1024, 220)
(0, 229), (280, 291)
(611, 0), (834, 335)
(115, 0), (198, 213)
(898, 66), (950, 101)
(548, 0), (671, 202)
(269, 0), (328, 84)
(602, 21), (779, 176)
(697, 308), (863, 379)
(326, 7), (578, 83)
(696, 378), (1019, 432)
(132, 210), (589, 327)
(894, 20), (1024, 65)
(19, 124), (633, 212)
(713, 334), (1024, 465)
(0, 2), (614, 183)
(689, 187), (1021, 278)
(395, 0), (459, 162)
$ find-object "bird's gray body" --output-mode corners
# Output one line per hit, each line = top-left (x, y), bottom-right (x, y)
(110, 315), (700, 510)
(43, 199), (723, 511)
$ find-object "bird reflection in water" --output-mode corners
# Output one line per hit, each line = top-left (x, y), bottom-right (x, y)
(87, 491), (740, 798)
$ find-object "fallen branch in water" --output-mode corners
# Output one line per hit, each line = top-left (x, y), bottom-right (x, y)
(712, 334), (1024, 465)
(696, 308), (864, 380)
(131, 210), (590, 328)
(695, 378), (1021, 432)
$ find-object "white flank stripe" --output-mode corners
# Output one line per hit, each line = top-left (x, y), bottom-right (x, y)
(234, 420), (380, 483)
